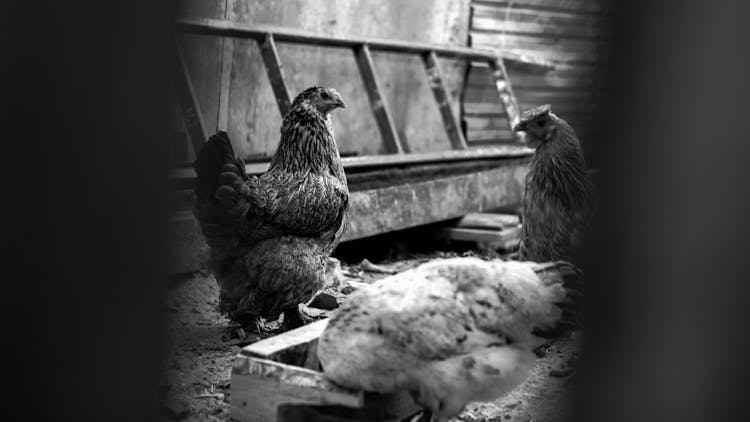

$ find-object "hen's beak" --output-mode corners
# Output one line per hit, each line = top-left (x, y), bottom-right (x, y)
(512, 121), (526, 132)
(333, 93), (346, 109)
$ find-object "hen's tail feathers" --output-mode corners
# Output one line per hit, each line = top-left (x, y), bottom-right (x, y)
(193, 131), (247, 205)
(193, 132), (252, 275)
(532, 261), (583, 338)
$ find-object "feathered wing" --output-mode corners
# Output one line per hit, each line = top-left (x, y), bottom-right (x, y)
(193, 132), (348, 268)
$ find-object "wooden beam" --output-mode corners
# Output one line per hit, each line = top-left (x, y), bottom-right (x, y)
(242, 319), (328, 369)
(488, 58), (521, 132)
(343, 163), (527, 241)
(455, 213), (520, 230)
(217, 37), (234, 131)
(173, 38), (208, 155)
(258, 33), (292, 117)
(353, 44), (405, 154)
(176, 17), (554, 69)
(436, 225), (522, 252)
(169, 145), (534, 183)
(422, 51), (468, 150)
(231, 356), (364, 422)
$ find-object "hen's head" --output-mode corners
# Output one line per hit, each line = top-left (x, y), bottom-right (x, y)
(513, 104), (557, 149)
(291, 86), (346, 114)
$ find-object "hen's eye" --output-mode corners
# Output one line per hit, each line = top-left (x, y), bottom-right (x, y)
(537, 120), (546, 128)
(321, 92), (330, 100)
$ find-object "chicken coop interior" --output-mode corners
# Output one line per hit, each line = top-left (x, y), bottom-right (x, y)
(165, 0), (613, 421)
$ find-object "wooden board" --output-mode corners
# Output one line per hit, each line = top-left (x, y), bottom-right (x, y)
(436, 225), (522, 251)
(177, 0), (471, 159)
(344, 162), (527, 241)
(456, 212), (520, 230)
(465, 0), (613, 166)
(231, 317), (422, 422)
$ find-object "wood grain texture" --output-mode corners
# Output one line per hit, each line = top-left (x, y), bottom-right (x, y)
(456, 212), (520, 230)
(343, 162), (528, 241)
(423, 51), (468, 150)
(177, 0), (471, 159)
(231, 356), (364, 422)
(258, 33), (293, 117)
(464, 0), (612, 160)
(354, 44), (406, 154)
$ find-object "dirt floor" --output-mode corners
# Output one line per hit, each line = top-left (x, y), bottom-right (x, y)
(162, 251), (580, 422)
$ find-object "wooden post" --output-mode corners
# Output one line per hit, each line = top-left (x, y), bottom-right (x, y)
(258, 33), (292, 117)
(353, 44), (406, 154)
(422, 51), (468, 150)
(488, 58), (520, 134)
(173, 37), (208, 155)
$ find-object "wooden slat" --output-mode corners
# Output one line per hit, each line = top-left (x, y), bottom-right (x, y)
(217, 37), (234, 130)
(471, 32), (612, 65)
(231, 356), (364, 422)
(456, 212), (520, 230)
(344, 163), (528, 241)
(173, 38), (208, 155)
(436, 226), (522, 251)
(489, 58), (521, 131)
(423, 51), (468, 150)
(258, 33), (292, 117)
(242, 319), (328, 369)
(354, 44), (406, 154)
(169, 145), (533, 183)
(473, 0), (616, 16)
(471, 3), (614, 40)
(177, 17), (555, 69)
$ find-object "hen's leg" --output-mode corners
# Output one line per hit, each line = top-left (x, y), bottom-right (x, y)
(280, 306), (313, 331)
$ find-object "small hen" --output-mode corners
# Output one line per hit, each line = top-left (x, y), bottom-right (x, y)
(318, 257), (580, 421)
(193, 86), (349, 331)
(513, 104), (594, 264)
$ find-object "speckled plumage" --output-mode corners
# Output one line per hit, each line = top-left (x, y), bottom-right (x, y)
(193, 87), (349, 328)
(513, 105), (594, 264)
(318, 258), (580, 421)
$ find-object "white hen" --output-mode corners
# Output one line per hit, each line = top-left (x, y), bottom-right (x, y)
(317, 257), (581, 421)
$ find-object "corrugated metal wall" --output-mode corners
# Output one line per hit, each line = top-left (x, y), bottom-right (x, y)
(463, 0), (614, 164)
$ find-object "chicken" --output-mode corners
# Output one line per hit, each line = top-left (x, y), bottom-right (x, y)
(512, 104), (594, 264)
(318, 257), (581, 421)
(192, 86), (349, 331)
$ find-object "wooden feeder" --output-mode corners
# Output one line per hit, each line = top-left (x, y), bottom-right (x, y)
(231, 319), (423, 422)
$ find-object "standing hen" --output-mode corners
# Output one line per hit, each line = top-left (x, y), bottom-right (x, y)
(513, 104), (594, 264)
(193, 86), (349, 331)
(318, 257), (581, 422)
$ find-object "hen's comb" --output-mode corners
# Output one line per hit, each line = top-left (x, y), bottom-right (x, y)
(518, 104), (551, 124)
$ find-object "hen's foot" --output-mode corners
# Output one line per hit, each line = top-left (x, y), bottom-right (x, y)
(280, 307), (314, 331)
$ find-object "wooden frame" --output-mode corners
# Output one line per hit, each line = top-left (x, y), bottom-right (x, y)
(231, 319), (422, 422)
(173, 17), (546, 162)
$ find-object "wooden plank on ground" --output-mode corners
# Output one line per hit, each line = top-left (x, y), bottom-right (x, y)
(231, 356), (364, 422)
(437, 225), (522, 251)
(456, 213), (520, 230)
(258, 33), (292, 117)
(353, 44), (406, 154)
(422, 51), (468, 150)
(242, 319), (328, 369)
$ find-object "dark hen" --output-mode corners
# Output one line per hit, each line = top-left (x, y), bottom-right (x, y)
(513, 105), (594, 264)
(193, 87), (349, 331)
